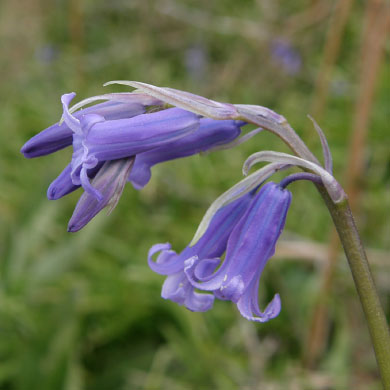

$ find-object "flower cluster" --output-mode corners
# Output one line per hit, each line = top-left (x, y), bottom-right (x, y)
(21, 81), (344, 323)
(149, 182), (291, 322)
(21, 88), (247, 231)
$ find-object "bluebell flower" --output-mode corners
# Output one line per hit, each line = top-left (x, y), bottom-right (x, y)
(21, 88), (252, 230)
(147, 191), (255, 312)
(270, 39), (302, 76)
(182, 182), (291, 322)
(130, 118), (245, 189)
(59, 93), (200, 200)
(47, 118), (245, 196)
(20, 91), (201, 228)
(21, 94), (160, 158)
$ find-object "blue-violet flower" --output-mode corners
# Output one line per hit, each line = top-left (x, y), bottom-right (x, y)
(60, 93), (200, 200)
(147, 190), (255, 312)
(184, 182), (291, 322)
(130, 118), (245, 189)
(21, 94), (160, 158)
(21, 90), (251, 230)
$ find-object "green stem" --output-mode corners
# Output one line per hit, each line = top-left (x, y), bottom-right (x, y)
(318, 187), (390, 388)
(240, 105), (389, 384)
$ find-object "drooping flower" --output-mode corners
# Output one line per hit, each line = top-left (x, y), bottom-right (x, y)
(129, 118), (245, 189)
(21, 94), (161, 158)
(23, 82), (317, 233)
(184, 182), (291, 322)
(60, 93), (200, 200)
(21, 87), (254, 230)
(147, 191), (256, 312)
(45, 118), (246, 197)
(20, 91), (204, 228)
(270, 39), (302, 75)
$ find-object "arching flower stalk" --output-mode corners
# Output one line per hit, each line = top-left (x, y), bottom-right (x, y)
(20, 82), (389, 385)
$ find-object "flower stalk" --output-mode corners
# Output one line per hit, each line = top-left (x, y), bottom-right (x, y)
(317, 186), (390, 388)
(20, 81), (389, 385)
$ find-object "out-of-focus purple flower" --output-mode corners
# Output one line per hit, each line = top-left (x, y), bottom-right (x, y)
(185, 44), (208, 81)
(59, 93), (200, 200)
(35, 44), (59, 65)
(270, 39), (301, 76)
(130, 118), (245, 189)
(147, 191), (255, 312)
(185, 182), (291, 322)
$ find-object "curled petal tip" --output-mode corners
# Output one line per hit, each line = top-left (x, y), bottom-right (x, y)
(61, 92), (77, 106)
(61, 92), (81, 133)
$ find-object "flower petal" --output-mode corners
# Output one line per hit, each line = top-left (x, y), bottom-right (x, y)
(129, 118), (243, 189)
(190, 162), (288, 245)
(47, 163), (79, 200)
(184, 256), (226, 291)
(21, 94), (153, 158)
(186, 182), (291, 322)
(202, 127), (262, 154)
(237, 289), (281, 323)
(67, 158), (134, 232)
(161, 270), (214, 312)
(61, 93), (82, 134)
(147, 243), (186, 275)
(47, 162), (105, 200)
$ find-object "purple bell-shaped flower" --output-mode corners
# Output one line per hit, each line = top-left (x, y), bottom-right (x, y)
(185, 182), (291, 322)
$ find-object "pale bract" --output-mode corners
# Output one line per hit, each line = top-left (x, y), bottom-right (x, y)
(104, 80), (240, 120)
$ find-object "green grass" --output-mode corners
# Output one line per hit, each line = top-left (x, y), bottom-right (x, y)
(0, 1), (388, 389)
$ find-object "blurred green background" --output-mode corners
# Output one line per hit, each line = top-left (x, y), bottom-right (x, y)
(0, 0), (389, 389)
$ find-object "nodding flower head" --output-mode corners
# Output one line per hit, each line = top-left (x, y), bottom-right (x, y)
(184, 182), (291, 322)
(20, 87), (253, 231)
(129, 118), (245, 189)
(147, 190), (256, 312)
(60, 93), (200, 200)
(20, 93), (158, 158)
